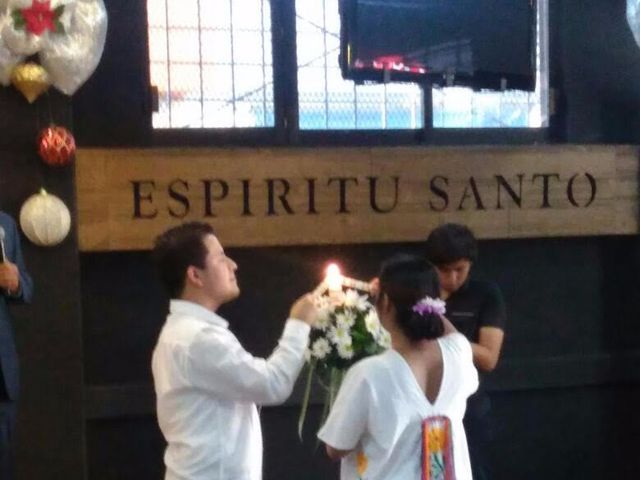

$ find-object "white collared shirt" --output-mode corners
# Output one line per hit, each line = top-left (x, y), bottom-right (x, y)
(152, 299), (310, 480)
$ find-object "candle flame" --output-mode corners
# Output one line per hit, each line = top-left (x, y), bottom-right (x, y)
(326, 263), (343, 291)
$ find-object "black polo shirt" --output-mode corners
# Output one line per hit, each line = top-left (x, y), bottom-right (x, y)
(444, 278), (506, 343)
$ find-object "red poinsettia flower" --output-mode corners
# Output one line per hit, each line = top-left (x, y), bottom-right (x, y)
(21, 0), (56, 36)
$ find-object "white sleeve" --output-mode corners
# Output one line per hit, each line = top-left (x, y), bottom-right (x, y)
(317, 363), (372, 451)
(187, 319), (310, 405)
(444, 333), (479, 396)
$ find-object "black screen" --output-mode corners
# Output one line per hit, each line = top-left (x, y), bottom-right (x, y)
(340, 0), (536, 91)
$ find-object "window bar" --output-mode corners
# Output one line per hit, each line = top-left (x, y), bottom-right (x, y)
(538, 0), (549, 125)
(260, 0), (267, 126)
(382, 84), (388, 129)
(229, 0), (237, 126)
(322, 0), (329, 129)
(353, 83), (358, 129)
(197, 0), (204, 127)
(164, 0), (172, 127)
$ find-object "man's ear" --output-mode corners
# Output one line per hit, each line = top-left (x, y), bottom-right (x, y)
(185, 265), (203, 288)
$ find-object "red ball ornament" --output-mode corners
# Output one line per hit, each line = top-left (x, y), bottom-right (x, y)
(37, 125), (76, 166)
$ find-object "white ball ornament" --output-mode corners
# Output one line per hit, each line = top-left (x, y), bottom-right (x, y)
(19, 188), (71, 247)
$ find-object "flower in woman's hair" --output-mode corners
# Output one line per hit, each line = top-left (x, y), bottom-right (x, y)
(311, 338), (332, 359)
(412, 296), (446, 317)
(344, 289), (370, 310)
(337, 342), (354, 360)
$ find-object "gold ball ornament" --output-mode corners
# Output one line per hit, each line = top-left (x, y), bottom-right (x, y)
(10, 62), (51, 103)
(19, 189), (71, 247)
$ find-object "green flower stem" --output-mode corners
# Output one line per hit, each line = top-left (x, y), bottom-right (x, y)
(297, 359), (316, 440)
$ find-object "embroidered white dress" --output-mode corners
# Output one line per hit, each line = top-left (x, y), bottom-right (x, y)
(318, 332), (478, 480)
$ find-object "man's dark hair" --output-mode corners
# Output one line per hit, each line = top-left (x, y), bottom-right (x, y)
(152, 222), (214, 298)
(425, 223), (478, 266)
(378, 254), (443, 341)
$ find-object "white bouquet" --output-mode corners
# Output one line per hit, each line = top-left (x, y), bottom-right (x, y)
(298, 288), (390, 438)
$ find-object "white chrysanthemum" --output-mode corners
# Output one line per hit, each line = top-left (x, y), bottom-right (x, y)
(344, 289), (370, 310)
(336, 310), (356, 330)
(328, 324), (352, 347)
(377, 328), (392, 349)
(364, 309), (381, 335)
(315, 305), (334, 330)
(336, 342), (354, 360)
(311, 338), (332, 359)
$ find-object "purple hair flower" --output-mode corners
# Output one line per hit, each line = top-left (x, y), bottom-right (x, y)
(412, 296), (446, 316)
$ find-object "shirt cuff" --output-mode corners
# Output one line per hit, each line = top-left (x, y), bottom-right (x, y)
(283, 318), (311, 341)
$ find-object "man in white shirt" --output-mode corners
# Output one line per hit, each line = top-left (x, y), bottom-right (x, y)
(151, 221), (317, 480)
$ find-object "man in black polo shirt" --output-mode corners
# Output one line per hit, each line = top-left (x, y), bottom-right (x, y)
(425, 223), (506, 480)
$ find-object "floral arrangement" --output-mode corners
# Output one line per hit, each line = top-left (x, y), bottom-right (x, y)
(298, 288), (391, 438)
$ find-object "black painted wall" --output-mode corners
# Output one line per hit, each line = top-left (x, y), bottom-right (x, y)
(79, 236), (640, 480)
(0, 90), (84, 478)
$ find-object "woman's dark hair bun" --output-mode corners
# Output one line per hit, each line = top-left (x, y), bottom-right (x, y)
(404, 309), (444, 341)
(378, 254), (444, 341)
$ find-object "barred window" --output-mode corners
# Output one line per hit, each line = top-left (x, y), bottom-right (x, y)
(295, 0), (548, 130)
(296, 0), (423, 130)
(148, 0), (274, 129)
(148, 0), (548, 131)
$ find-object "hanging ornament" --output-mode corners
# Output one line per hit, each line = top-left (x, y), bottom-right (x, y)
(19, 188), (71, 247)
(0, 0), (108, 96)
(10, 61), (50, 102)
(37, 124), (75, 166)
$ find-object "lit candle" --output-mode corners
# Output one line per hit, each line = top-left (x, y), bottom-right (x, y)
(312, 262), (372, 297)
(326, 263), (343, 292)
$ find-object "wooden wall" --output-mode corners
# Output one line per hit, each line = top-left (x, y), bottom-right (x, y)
(74, 146), (639, 251)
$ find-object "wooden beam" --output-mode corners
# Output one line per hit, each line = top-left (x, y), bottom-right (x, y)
(75, 145), (640, 251)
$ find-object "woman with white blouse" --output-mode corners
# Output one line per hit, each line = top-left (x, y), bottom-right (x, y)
(318, 254), (478, 480)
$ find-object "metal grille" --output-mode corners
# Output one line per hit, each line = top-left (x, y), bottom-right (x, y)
(148, 0), (547, 131)
(296, 0), (424, 130)
(148, 0), (274, 129)
(296, 0), (548, 130)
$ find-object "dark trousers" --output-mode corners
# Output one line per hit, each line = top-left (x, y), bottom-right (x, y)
(0, 401), (16, 480)
(464, 391), (493, 480)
